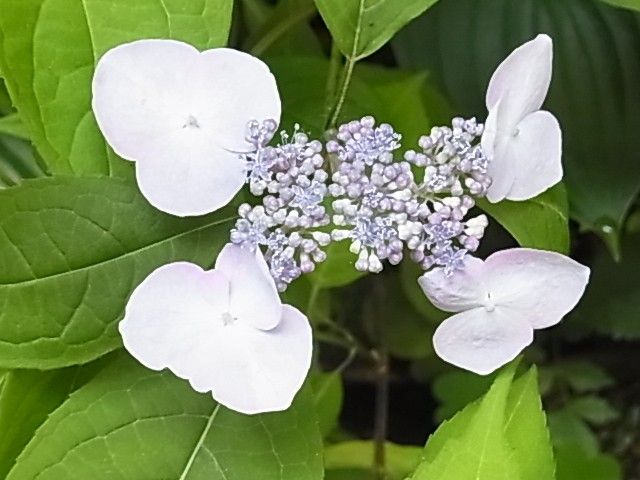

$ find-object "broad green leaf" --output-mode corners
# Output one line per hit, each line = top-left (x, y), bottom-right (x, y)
(244, 0), (320, 56)
(555, 445), (621, 480)
(566, 396), (619, 425)
(0, 358), (109, 478)
(0, 113), (28, 139)
(600, 0), (640, 10)
(411, 362), (521, 479)
(7, 355), (323, 480)
(315, 0), (439, 60)
(568, 233), (640, 339)
(545, 361), (614, 393)
(310, 371), (343, 437)
(548, 410), (599, 454)
(503, 367), (556, 480)
(0, 134), (44, 187)
(0, 176), (235, 369)
(268, 56), (449, 145)
(0, 0), (233, 176)
(393, 0), (640, 253)
(325, 441), (422, 480)
(477, 184), (570, 254)
(411, 363), (555, 480)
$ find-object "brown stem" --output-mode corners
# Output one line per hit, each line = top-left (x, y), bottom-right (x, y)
(373, 348), (389, 480)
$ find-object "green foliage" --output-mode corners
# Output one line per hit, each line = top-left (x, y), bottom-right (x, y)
(570, 233), (640, 339)
(6, 355), (323, 480)
(268, 56), (449, 147)
(409, 363), (555, 480)
(310, 371), (344, 437)
(243, 0), (320, 56)
(0, 176), (235, 369)
(0, 358), (109, 477)
(0, 113), (28, 139)
(600, 0), (640, 10)
(314, 0), (439, 60)
(555, 445), (621, 480)
(324, 441), (422, 480)
(0, 0), (233, 177)
(477, 183), (570, 254)
(394, 0), (640, 254)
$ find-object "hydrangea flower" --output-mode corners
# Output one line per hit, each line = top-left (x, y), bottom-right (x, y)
(418, 248), (589, 375)
(92, 39), (281, 216)
(482, 34), (562, 203)
(119, 244), (312, 414)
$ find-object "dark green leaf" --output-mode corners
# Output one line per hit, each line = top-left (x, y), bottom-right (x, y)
(0, 0), (233, 176)
(315, 0), (440, 60)
(7, 355), (323, 480)
(394, 0), (640, 251)
(566, 396), (619, 425)
(244, 0), (320, 57)
(310, 371), (343, 437)
(0, 176), (235, 369)
(477, 183), (570, 253)
(0, 113), (28, 139)
(555, 444), (621, 480)
(411, 363), (555, 480)
(0, 357), (109, 477)
(600, 0), (640, 11)
(568, 233), (640, 339)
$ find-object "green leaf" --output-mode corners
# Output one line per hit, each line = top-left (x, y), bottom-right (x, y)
(324, 441), (422, 480)
(393, 0), (640, 252)
(566, 396), (619, 425)
(0, 176), (235, 369)
(477, 183), (570, 253)
(503, 367), (556, 480)
(268, 55), (449, 148)
(555, 444), (621, 480)
(7, 355), (323, 480)
(244, 0), (320, 57)
(0, 0), (233, 177)
(0, 358), (109, 477)
(547, 361), (615, 393)
(600, 0), (640, 11)
(569, 232), (640, 339)
(315, 0), (440, 60)
(411, 363), (555, 480)
(0, 134), (45, 187)
(548, 410), (599, 454)
(310, 371), (343, 437)
(0, 113), (28, 139)
(411, 361), (521, 479)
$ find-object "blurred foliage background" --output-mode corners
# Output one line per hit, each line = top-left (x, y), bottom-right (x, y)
(1, 0), (639, 479)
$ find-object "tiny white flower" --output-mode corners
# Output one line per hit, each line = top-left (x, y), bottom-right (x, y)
(119, 244), (312, 415)
(482, 34), (562, 203)
(92, 39), (281, 217)
(418, 248), (590, 375)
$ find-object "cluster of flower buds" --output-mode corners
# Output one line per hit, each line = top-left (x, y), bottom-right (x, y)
(231, 121), (332, 291)
(231, 115), (492, 290)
